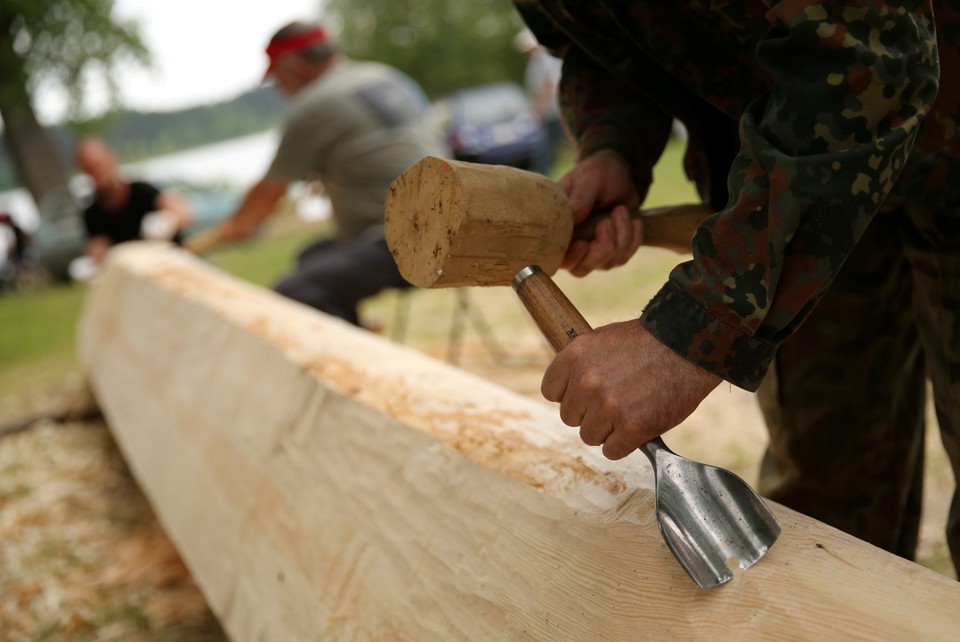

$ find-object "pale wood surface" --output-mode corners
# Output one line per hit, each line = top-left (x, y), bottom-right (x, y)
(78, 243), (960, 641)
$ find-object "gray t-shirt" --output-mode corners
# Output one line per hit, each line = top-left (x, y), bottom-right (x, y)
(267, 59), (448, 240)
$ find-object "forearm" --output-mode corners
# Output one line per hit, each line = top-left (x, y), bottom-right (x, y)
(86, 237), (110, 264)
(514, 0), (674, 199)
(155, 191), (194, 230)
(559, 47), (673, 199)
(223, 177), (288, 238)
(642, 1), (939, 390)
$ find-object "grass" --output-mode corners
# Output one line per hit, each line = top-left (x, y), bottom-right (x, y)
(0, 283), (86, 370)
(0, 283), (87, 416)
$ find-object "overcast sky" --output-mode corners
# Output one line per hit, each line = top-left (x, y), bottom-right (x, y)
(36, 0), (324, 123)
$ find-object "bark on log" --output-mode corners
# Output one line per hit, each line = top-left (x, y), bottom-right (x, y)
(78, 242), (960, 642)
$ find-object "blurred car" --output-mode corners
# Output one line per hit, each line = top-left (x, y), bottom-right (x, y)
(441, 82), (545, 169)
(32, 178), (240, 282)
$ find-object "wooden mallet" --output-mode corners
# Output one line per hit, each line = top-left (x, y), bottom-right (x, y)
(384, 156), (711, 289)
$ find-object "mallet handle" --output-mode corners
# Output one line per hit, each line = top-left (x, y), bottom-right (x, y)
(573, 203), (713, 254)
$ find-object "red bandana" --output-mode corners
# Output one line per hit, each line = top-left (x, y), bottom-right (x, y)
(264, 28), (329, 78)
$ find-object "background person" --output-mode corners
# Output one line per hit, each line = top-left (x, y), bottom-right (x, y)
(514, 28), (568, 177)
(209, 21), (449, 327)
(513, 0), (960, 577)
(75, 137), (194, 278)
(0, 209), (31, 291)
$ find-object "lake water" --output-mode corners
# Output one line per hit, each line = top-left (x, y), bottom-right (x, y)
(0, 129), (281, 233)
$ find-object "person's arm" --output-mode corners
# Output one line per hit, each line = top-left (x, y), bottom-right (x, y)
(541, 2), (939, 460)
(85, 236), (111, 264)
(514, 10), (678, 276)
(81, 205), (111, 265)
(214, 177), (289, 242)
(644, 2), (939, 390)
(155, 189), (194, 232)
(559, 47), (675, 213)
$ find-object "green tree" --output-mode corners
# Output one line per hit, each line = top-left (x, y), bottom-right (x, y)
(0, 0), (149, 209)
(324, 0), (527, 99)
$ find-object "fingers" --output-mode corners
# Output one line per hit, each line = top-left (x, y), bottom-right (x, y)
(601, 422), (650, 461)
(566, 207), (643, 276)
(541, 331), (637, 451)
(580, 419), (614, 449)
(543, 352), (613, 448)
(562, 239), (591, 270)
(603, 208), (635, 269)
(561, 172), (595, 224)
(540, 350), (570, 405)
(626, 216), (645, 261)
(539, 322), (722, 461)
(559, 150), (640, 224)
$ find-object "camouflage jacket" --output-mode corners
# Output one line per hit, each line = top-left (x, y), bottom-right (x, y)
(515, 0), (955, 391)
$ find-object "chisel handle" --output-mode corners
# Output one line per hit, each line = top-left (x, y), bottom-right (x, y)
(512, 265), (593, 351)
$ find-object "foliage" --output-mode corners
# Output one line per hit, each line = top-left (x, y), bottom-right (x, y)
(0, 1), (152, 205)
(324, 0), (528, 99)
(0, 0), (150, 118)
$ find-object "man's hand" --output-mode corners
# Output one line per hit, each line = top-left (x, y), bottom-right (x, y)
(140, 210), (179, 240)
(559, 150), (643, 277)
(541, 321), (721, 460)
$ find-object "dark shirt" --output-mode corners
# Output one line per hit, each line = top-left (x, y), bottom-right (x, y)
(83, 181), (180, 245)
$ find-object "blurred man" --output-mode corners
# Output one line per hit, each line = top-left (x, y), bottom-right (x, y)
(210, 21), (448, 326)
(75, 137), (193, 270)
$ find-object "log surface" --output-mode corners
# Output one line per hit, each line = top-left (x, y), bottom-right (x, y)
(78, 243), (960, 641)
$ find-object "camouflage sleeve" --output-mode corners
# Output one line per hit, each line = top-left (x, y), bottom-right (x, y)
(513, 0), (674, 198)
(558, 47), (674, 197)
(640, 1), (940, 391)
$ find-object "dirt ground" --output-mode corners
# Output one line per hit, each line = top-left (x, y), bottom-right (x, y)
(0, 327), (956, 640)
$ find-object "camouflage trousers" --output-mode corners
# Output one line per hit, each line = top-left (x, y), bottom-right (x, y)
(756, 198), (960, 576)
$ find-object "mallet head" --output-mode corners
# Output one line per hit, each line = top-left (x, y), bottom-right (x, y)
(385, 156), (573, 288)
